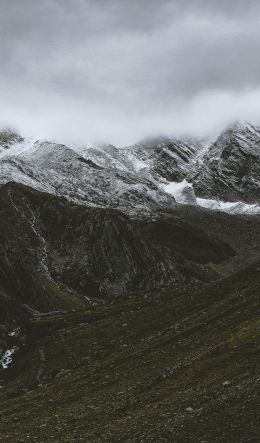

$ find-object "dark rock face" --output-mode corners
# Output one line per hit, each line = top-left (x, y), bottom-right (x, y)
(0, 188), (54, 321)
(3, 180), (260, 313)
(36, 200), (173, 298)
(0, 183), (242, 309)
(192, 122), (260, 203)
(0, 238), (51, 321)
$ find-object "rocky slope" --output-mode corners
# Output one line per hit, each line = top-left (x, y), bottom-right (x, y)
(0, 135), (176, 217)
(1, 122), (260, 216)
(124, 135), (204, 182)
(192, 122), (260, 204)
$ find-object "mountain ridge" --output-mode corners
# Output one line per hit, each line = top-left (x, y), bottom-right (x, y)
(1, 121), (260, 216)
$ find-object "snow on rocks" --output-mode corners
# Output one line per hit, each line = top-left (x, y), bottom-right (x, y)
(1, 122), (260, 216)
(164, 180), (260, 215)
(0, 347), (18, 369)
(163, 180), (197, 205)
(197, 198), (260, 215)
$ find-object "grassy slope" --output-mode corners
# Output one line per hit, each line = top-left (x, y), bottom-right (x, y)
(0, 263), (259, 442)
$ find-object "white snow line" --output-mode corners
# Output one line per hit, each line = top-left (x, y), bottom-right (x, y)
(7, 191), (55, 283)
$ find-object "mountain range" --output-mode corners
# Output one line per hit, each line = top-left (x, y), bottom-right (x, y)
(0, 121), (259, 442)
(1, 121), (260, 216)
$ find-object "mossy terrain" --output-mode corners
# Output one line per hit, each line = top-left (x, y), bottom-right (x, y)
(0, 261), (259, 442)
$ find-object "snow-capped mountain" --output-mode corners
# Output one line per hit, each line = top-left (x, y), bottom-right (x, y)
(192, 122), (260, 204)
(0, 129), (24, 156)
(124, 135), (204, 182)
(0, 138), (176, 216)
(1, 122), (260, 216)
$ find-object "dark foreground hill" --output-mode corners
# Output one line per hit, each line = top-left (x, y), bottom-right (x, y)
(0, 262), (259, 442)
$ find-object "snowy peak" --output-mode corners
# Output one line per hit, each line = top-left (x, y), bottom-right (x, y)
(192, 121), (260, 204)
(125, 136), (205, 183)
(0, 129), (24, 155)
(0, 133), (178, 216)
(213, 121), (260, 155)
(229, 120), (260, 135)
(199, 121), (260, 164)
(1, 122), (260, 216)
(0, 129), (23, 146)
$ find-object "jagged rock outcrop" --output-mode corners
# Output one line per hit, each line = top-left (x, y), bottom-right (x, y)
(192, 122), (260, 203)
(125, 135), (204, 182)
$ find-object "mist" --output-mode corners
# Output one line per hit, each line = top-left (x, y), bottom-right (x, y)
(1, 0), (260, 146)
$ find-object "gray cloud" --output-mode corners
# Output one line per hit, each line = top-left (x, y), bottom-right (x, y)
(1, 0), (260, 145)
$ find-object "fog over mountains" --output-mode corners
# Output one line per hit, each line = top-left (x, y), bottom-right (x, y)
(2, 0), (260, 144)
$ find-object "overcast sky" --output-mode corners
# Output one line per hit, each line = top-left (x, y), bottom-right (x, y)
(1, 0), (260, 145)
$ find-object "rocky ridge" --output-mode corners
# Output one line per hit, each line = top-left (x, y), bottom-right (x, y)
(191, 122), (260, 204)
(1, 122), (260, 216)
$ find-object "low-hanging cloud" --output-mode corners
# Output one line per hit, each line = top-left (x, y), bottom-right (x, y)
(1, 0), (260, 146)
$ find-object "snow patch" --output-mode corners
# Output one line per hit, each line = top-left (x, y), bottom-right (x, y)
(164, 180), (197, 205)
(164, 181), (260, 214)
(8, 327), (20, 337)
(197, 198), (260, 215)
(0, 137), (38, 159)
(0, 347), (18, 369)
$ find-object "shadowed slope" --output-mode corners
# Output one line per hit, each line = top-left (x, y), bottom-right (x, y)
(0, 261), (259, 442)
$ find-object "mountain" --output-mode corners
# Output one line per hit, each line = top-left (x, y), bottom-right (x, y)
(0, 137), (176, 217)
(124, 135), (204, 182)
(1, 122), (260, 441)
(1, 123), (260, 217)
(192, 122), (260, 203)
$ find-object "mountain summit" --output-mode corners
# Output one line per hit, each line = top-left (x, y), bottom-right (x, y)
(192, 121), (260, 204)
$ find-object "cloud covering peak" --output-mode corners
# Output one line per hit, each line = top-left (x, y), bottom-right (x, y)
(1, 0), (260, 145)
